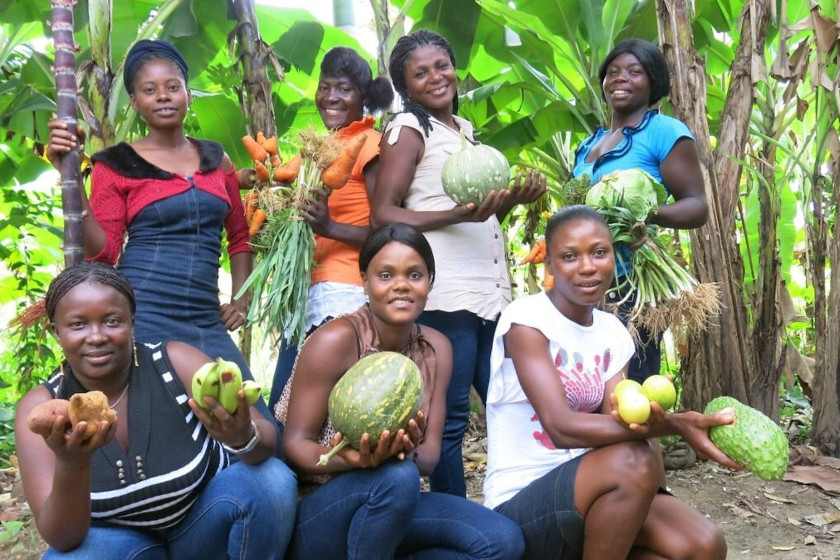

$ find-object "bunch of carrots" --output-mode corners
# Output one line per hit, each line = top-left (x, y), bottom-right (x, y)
(236, 127), (367, 346)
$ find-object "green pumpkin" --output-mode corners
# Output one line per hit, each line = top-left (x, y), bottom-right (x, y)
(704, 396), (789, 480)
(317, 351), (424, 466)
(441, 130), (511, 205)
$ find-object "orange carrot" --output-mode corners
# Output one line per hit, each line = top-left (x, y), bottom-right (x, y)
(273, 153), (302, 183)
(269, 153), (282, 169)
(261, 136), (279, 156)
(242, 135), (268, 163)
(255, 161), (270, 182)
(518, 238), (546, 265)
(543, 267), (554, 290)
(244, 192), (259, 223)
(320, 134), (366, 190)
(249, 208), (267, 236)
(256, 131), (267, 145)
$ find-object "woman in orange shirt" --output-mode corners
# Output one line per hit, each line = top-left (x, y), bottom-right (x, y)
(268, 47), (393, 415)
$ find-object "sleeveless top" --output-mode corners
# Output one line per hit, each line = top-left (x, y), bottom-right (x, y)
(44, 342), (228, 529)
(275, 305), (437, 487)
(383, 113), (510, 320)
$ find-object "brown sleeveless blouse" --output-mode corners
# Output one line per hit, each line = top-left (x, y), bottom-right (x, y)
(275, 305), (437, 486)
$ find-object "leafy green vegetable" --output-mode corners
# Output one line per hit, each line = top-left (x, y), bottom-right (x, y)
(585, 168), (666, 222)
(585, 168), (719, 338)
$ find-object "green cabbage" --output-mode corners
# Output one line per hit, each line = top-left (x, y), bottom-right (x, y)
(585, 169), (667, 222)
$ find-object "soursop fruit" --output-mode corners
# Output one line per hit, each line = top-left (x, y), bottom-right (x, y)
(704, 396), (789, 481)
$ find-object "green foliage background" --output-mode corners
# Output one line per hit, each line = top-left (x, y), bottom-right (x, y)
(1, 0), (837, 458)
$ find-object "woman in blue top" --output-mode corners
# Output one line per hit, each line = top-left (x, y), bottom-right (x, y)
(572, 38), (708, 382)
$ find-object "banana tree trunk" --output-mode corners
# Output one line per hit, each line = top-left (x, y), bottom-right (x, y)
(655, 0), (772, 412)
(228, 0), (279, 138)
(228, 0), (282, 365)
(370, 0), (407, 78)
(76, 0), (115, 153)
(810, 76), (840, 455)
(51, 0), (84, 267)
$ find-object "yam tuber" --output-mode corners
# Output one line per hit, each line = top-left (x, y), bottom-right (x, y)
(68, 391), (116, 439)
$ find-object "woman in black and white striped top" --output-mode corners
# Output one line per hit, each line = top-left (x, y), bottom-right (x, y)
(14, 263), (297, 558)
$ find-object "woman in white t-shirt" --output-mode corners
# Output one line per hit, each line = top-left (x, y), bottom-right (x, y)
(484, 205), (740, 560)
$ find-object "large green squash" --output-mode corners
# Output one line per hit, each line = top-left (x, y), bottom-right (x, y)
(704, 396), (789, 480)
(441, 130), (511, 205)
(317, 351), (424, 466)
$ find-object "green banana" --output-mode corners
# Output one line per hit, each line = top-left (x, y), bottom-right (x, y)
(191, 360), (220, 411)
(241, 380), (263, 407)
(217, 358), (243, 414)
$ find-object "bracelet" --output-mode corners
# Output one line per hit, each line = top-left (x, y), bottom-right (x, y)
(222, 420), (259, 456)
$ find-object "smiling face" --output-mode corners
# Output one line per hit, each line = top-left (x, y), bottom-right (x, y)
(362, 241), (431, 327)
(52, 281), (134, 384)
(545, 218), (615, 326)
(316, 74), (364, 130)
(129, 58), (190, 129)
(602, 52), (652, 112)
(402, 44), (457, 120)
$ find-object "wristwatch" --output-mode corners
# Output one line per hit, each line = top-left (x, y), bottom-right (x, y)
(222, 421), (260, 456)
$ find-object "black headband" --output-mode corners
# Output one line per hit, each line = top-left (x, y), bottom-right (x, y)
(124, 39), (189, 93)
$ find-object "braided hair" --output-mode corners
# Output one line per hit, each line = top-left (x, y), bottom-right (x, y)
(46, 263), (136, 323)
(388, 29), (459, 137)
(321, 47), (394, 114)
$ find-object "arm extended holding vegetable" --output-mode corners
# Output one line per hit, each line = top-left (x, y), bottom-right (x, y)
(505, 322), (740, 470)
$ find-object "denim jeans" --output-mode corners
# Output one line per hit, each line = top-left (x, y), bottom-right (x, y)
(494, 456), (585, 560)
(42, 458), (298, 560)
(416, 310), (497, 497)
(289, 459), (524, 560)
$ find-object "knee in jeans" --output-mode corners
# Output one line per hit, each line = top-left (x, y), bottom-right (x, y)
(371, 460), (421, 503)
(224, 459), (297, 507)
(492, 521), (526, 560)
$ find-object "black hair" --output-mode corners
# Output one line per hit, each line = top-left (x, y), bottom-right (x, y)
(388, 29), (459, 137)
(124, 39), (190, 93)
(544, 205), (611, 254)
(359, 223), (436, 287)
(320, 46), (394, 114)
(46, 263), (136, 322)
(599, 38), (671, 106)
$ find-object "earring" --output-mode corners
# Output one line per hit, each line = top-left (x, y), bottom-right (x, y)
(133, 338), (139, 367)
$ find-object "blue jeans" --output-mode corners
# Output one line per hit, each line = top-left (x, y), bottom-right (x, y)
(43, 458), (298, 560)
(289, 460), (524, 560)
(494, 455), (585, 560)
(416, 310), (497, 497)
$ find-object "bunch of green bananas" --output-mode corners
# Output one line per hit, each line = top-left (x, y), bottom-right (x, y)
(191, 358), (262, 414)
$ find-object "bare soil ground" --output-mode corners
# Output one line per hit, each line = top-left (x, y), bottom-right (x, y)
(3, 417), (839, 559)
